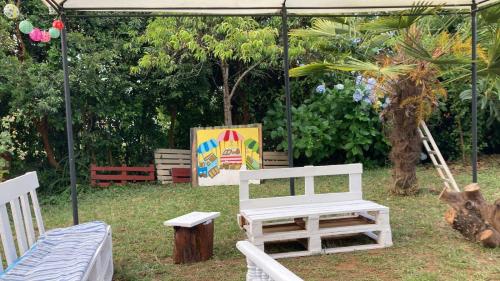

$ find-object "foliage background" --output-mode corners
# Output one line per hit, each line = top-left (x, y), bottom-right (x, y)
(0, 1), (498, 193)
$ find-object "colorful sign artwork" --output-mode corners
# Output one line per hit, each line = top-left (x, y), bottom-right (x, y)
(191, 124), (262, 186)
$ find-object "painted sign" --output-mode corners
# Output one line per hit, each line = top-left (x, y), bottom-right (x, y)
(191, 124), (262, 186)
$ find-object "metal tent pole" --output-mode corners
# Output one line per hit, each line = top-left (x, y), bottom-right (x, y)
(61, 14), (79, 225)
(282, 4), (295, 195)
(471, 1), (478, 183)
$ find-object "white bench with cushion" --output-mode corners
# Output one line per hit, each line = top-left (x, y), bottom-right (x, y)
(238, 164), (393, 258)
(0, 172), (113, 281)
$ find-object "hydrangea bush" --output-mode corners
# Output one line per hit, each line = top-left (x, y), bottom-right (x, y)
(264, 77), (389, 165)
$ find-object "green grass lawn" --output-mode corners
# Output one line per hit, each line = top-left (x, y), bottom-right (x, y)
(41, 158), (500, 281)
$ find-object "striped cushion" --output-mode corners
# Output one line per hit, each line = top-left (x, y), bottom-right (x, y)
(0, 221), (108, 281)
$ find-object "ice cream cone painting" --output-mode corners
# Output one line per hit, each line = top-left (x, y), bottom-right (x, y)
(191, 124), (262, 186)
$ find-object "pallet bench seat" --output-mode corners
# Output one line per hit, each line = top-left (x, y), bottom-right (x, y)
(0, 172), (113, 281)
(238, 164), (393, 259)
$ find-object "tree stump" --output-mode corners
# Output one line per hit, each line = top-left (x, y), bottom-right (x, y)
(173, 220), (214, 264)
(440, 183), (500, 248)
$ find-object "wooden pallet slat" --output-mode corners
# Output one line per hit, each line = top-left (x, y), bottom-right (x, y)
(154, 149), (192, 184)
(90, 164), (155, 187)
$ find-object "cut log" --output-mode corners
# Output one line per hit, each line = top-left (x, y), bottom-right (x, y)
(440, 184), (500, 248)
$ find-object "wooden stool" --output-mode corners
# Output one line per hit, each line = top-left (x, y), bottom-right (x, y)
(164, 212), (220, 264)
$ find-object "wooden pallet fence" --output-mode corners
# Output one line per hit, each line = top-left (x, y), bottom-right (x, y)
(263, 151), (289, 169)
(155, 149), (191, 184)
(90, 164), (155, 187)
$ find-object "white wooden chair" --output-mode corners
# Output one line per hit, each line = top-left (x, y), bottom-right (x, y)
(237, 241), (303, 281)
(0, 172), (113, 281)
(238, 164), (393, 258)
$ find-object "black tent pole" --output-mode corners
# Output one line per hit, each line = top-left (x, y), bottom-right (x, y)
(281, 4), (295, 195)
(61, 13), (79, 225)
(471, 1), (478, 183)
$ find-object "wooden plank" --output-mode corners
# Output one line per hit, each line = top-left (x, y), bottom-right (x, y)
(263, 151), (288, 156)
(30, 191), (45, 235)
(91, 165), (155, 172)
(0, 204), (17, 266)
(155, 149), (191, 154)
(172, 168), (191, 183)
(164, 212), (220, 228)
(0, 172), (39, 205)
(349, 173), (362, 194)
(155, 164), (189, 170)
(20, 194), (36, 247)
(10, 198), (29, 255)
(240, 164), (362, 181)
(92, 174), (154, 181)
(154, 159), (191, 165)
(240, 193), (363, 210)
(154, 154), (191, 160)
(263, 155), (289, 160)
(242, 200), (386, 220)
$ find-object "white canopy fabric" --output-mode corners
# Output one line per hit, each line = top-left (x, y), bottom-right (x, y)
(42, 0), (498, 15)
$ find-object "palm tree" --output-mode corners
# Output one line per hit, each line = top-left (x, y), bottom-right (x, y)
(290, 4), (476, 195)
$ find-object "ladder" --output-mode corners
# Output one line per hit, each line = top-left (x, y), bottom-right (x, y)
(418, 121), (460, 192)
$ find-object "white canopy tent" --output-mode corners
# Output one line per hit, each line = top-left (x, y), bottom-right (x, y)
(43, 0), (496, 14)
(40, 0), (499, 225)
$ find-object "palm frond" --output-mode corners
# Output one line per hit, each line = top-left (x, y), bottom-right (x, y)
(360, 2), (440, 33)
(398, 38), (470, 65)
(485, 27), (500, 76)
(289, 58), (413, 78)
(290, 19), (351, 38)
(480, 5), (500, 24)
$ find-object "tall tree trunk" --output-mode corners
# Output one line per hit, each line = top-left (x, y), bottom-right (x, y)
(168, 106), (177, 148)
(221, 61), (232, 126)
(241, 89), (250, 125)
(387, 80), (421, 196)
(14, 0), (26, 62)
(35, 116), (60, 169)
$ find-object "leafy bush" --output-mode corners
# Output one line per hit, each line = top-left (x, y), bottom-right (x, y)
(264, 79), (389, 166)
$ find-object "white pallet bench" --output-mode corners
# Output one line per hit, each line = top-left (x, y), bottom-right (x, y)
(0, 172), (113, 281)
(238, 164), (393, 259)
(237, 241), (303, 281)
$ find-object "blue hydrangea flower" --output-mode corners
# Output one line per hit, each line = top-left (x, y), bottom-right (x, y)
(363, 97), (372, 105)
(334, 84), (344, 90)
(367, 78), (377, 85)
(315, 84), (326, 94)
(420, 152), (428, 161)
(355, 75), (363, 85)
(353, 89), (363, 102)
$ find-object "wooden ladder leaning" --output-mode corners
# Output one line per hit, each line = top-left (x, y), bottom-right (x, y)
(418, 121), (460, 192)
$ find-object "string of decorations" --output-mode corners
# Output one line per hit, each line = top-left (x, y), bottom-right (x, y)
(3, 3), (64, 43)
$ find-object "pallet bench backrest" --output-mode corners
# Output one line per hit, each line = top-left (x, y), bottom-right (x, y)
(0, 172), (45, 271)
(239, 164), (363, 210)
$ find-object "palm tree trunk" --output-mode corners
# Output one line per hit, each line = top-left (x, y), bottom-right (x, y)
(387, 81), (421, 195)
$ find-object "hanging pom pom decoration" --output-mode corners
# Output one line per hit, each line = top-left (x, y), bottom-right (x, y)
(40, 31), (51, 43)
(19, 20), (34, 34)
(29, 28), (42, 42)
(3, 4), (20, 19)
(48, 27), (60, 39)
(52, 19), (64, 30)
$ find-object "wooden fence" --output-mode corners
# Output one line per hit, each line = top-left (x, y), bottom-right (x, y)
(90, 164), (155, 187)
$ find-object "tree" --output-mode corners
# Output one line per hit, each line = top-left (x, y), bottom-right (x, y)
(135, 17), (280, 125)
(290, 6), (472, 195)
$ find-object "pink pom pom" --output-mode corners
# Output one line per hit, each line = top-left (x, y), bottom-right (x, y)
(41, 31), (51, 43)
(29, 28), (42, 42)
